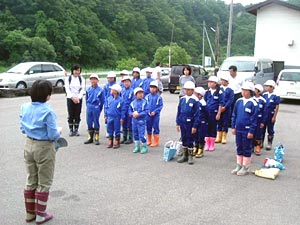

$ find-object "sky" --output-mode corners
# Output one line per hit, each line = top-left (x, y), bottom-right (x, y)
(223, 0), (266, 6)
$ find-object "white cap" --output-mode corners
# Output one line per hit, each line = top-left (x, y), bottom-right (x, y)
(132, 67), (141, 73)
(219, 74), (230, 81)
(254, 84), (264, 92)
(134, 87), (144, 95)
(107, 71), (116, 78)
(183, 81), (195, 89)
(121, 75), (131, 82)
(194, 87), (206, 96)
(111, 84), (122, 93)
(120, 70), (129, 75)
(208, 76), (219, 83)
(89, 73), (99, 80)
(145, 67), (152, 73)
(242, 81), (255, 91)
(150, 80), (158, 87)
(264, 80), (276, 87)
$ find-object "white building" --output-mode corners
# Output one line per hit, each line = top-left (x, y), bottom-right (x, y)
(247, 0), (300, 68)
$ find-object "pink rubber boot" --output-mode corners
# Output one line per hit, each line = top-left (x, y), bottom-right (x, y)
(209, 138), (216, 151)
(204, 137), (210, 151)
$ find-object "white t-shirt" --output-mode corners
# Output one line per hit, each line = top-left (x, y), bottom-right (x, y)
(152, 66), (161, 80)
(228, 74), (244, 94)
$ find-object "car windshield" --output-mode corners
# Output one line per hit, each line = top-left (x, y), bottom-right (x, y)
(280, 72), (300, 82)
(220, 61), (256, 72)
(6, 63), (29, 74)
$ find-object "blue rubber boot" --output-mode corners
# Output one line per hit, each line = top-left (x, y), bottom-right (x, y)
(140, 142), (148, 154)
(133, 141), (140, 153)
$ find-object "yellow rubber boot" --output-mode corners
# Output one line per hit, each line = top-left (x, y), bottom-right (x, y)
(215, 131), (222, 143)
(221, 132), (227, 144)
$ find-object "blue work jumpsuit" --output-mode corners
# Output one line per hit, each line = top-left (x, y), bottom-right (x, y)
(105, 95), (123, 138)
(217, 86), (234, 132)
(145, 93), (163, 135)
(129, 98), (149, 143)
(85, 85), (104, 130)
(176, 95), (200, 148)
(232, 97), (258, 157)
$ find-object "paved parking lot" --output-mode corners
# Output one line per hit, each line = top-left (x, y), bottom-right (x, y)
(0, 90), (300, 225)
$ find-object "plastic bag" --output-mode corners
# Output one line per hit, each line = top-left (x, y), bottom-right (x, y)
(163, 141), (177, 161)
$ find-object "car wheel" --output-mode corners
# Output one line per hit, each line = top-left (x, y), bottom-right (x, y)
(16, 82), (27, 89)
(169, 89), (175, 94)
(56, 80), (64, 87)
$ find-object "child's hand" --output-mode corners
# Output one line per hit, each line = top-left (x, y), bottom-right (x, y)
(231, 128), (236, 135)
(133, 111), (139, 118)
(149, 112), (155, 116)
(120, 119), (123, 124)
(176, 125), (180, 132)
(216, 114), (221, 121)
(191, 127), (197, 134)
(247, 133), (253, 139)
(57, 127), (62, 134)
(272, 116), (276, 123)
(260, 123), (265, 128)
(104, 117), (107, 123)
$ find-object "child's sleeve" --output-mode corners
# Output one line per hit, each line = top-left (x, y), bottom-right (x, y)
(231, 101), (238, 128)
(46, 111), (60, 141)
(249, 102), (259, 134)
(176, 100), (181, 126)
(192, 100), (200, 128)
(153, 96), (163, 114)
(225, 89), (234, 109)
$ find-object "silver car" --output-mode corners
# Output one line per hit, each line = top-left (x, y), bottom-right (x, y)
(0, 62), (66, 89)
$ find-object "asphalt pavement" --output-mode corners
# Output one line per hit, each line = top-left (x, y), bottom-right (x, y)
(1, 88), (300, 225)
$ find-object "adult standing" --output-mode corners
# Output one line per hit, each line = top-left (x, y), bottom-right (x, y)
(179, 65), (195, 98)
(152, 62), (163, 93)
(65, 64), (85, 136)
(228, 65), (244, 117)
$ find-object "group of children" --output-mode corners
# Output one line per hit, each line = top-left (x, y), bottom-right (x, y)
(175, 70), (280, 176)
(84, 68), (164, 154)
(19, 64), (281, 224)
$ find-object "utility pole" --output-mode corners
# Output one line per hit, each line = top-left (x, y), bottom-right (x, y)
(168, 18), (175, 67)
(202, 20), (205, 66)
(215, 23), (220, 66)
(227, 0), (233, 57)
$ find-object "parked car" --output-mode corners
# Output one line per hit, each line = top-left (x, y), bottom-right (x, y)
(161, 67), (170, 90)
(217, 56), (274, 85)
(0, 62), (67, 89)
(168, 64), (208, 94)
(275, 69), (300, 100)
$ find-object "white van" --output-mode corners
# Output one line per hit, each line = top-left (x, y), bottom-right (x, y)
(275, 69), (300, 100)
(217, 56), (274, 85)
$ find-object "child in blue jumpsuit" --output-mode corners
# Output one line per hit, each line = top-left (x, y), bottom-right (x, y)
(204, 76), (223, 151)
(120, 76), (134, 144)
(262, 80), (280, 150)
(131, 67), (143, 90)
(145, 81), (163, 147)
(84, 74), (104, 145)
(231, 82), (258, 176)
(141, 67), (154, 97)
(103, 71), (117, 137)
(253, 84), (266, 155)
(104, 84), (123, 149)
(216, 74), (234, 144)
(176, 81), (200, 165)
(129, 87), (149, 154)
(193, 87), (208, 158)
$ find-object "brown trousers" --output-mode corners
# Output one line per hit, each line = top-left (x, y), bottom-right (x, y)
(24, 138), (56, 192)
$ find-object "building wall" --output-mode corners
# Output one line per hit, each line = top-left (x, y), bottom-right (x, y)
(254, 4), (300, 67)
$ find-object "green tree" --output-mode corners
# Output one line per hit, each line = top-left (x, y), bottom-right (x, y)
(26, 37), (56, 61)
(116, 58), (142, 70)
(153, 43), (191, 66)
